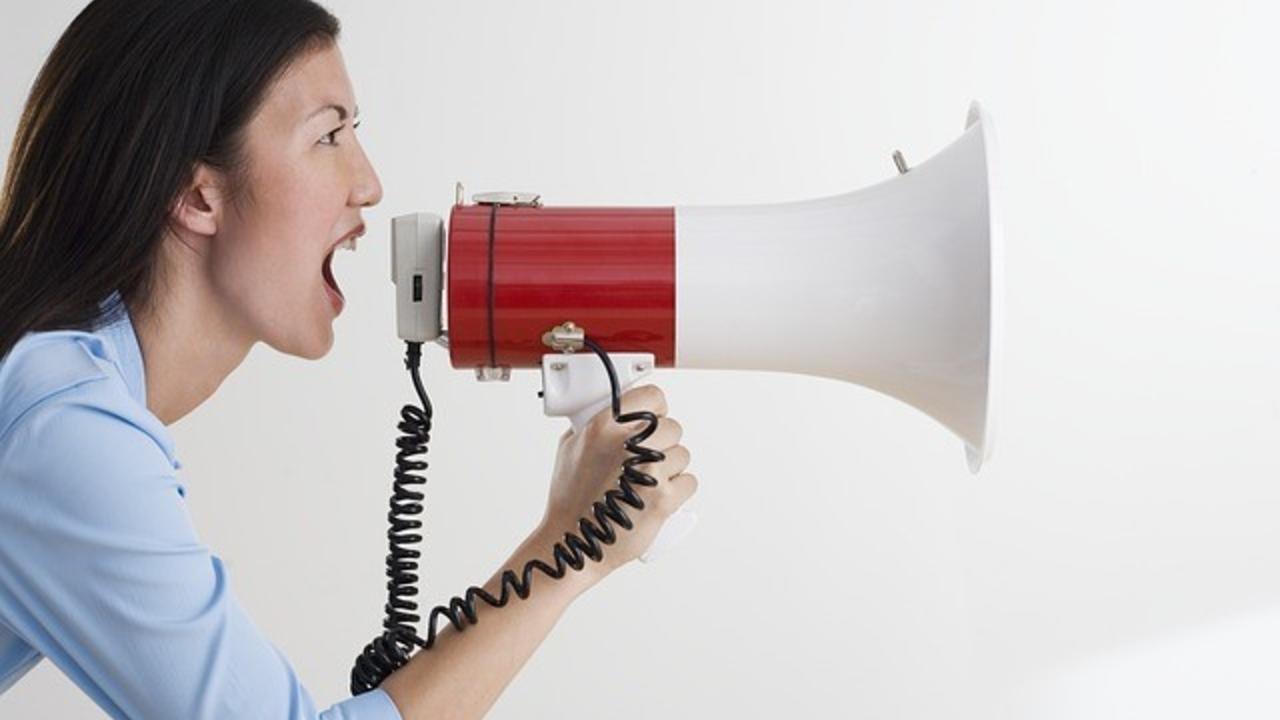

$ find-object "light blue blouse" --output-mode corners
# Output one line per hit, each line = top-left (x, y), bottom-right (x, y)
(0, 293), (400, 719)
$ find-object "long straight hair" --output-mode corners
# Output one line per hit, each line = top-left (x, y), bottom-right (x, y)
(0, 0), (341, 360)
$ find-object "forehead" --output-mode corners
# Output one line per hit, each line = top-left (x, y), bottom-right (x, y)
(253, 43), (355, 130)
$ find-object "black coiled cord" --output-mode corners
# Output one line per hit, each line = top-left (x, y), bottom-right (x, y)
(350, 336), (664, 696)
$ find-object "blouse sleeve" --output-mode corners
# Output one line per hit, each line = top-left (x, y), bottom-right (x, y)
(0, 385), (401, 719)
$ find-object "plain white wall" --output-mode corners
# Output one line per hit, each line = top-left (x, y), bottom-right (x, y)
(3, 0), (1278, 717)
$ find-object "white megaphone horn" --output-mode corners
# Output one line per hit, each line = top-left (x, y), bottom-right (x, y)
(391, 100), (1002, 561)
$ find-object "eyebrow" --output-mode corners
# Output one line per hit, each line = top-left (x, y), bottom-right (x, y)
(307, 103), (360, 122)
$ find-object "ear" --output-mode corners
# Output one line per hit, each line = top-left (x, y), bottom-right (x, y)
(169, 162), (226, 237)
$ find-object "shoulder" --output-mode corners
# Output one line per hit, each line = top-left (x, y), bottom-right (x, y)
(0, 349), (188, 538)
(0, 330), (106, 438)
(0, 330), (176, 478)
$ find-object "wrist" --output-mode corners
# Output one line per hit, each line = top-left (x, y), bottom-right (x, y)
(527, 521), (612, 593)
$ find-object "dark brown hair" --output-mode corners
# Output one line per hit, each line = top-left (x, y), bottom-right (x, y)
(0, 0), (341, 359)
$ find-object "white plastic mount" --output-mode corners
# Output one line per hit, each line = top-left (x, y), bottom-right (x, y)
(540, 352), (698, 563)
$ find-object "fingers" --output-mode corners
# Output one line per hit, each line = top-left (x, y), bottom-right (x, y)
(635, 447), (697, 517)
(617, 384), (667, 420)
(634, 444), (691, 480)
(646, 417), (683, 450)
(586, 384), (670, 437)
(667, 472), (698, 507)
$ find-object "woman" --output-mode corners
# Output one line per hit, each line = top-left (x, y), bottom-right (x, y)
(0, 1), (698, 718)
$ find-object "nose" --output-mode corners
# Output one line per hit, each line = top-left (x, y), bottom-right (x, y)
(350, 141), (383, 209)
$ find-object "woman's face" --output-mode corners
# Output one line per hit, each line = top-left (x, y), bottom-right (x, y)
(208, 42), (382, 360)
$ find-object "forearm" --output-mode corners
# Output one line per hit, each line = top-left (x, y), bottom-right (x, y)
(379, 526), (602, 720)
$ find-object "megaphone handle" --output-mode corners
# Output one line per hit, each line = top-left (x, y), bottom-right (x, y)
(568, 406), (699, 564)
(542, 352), (699, 564)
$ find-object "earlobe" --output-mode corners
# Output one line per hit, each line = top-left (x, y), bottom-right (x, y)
(169, 163), (223, 237)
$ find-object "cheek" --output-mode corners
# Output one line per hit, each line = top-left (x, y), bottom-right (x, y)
(243, 190), (340, 277)
(209, 212), (315, 307)
(207, 232), (280, 314)
(274, 175), (348, 248)
(213, 162), (348, 317)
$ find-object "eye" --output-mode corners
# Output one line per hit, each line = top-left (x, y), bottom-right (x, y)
(319, 120), (361, 146)
(319, 125), (344, 146)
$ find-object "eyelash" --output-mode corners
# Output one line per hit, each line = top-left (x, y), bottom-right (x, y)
(320, 120), (362, 146)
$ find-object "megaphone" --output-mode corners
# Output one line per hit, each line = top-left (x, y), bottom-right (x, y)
(391, 100), (1001, 561)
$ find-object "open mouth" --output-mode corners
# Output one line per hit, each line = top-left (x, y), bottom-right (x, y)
(322, 227), (361, 312)
(322, 248), (343, 300)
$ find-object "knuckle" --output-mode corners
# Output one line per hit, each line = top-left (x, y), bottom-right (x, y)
(648, 446), (688, 478)
(641, 385), (667, 414)
(671, 445), (691, 469)
(675, 473), (698, 501)
(655, 484), (681, 513)
(618, 385), (668, 419)
(663, 417), (683, 442)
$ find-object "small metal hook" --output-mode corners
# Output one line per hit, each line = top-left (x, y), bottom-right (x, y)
(892, 150), (910, 175)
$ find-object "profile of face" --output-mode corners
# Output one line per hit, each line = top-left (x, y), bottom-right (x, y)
(178, 41), (382, 360)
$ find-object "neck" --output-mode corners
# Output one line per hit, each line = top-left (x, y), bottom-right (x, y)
(127, 243), (256, 426)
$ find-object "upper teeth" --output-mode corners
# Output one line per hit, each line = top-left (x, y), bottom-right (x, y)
(339, 236), (358, 251)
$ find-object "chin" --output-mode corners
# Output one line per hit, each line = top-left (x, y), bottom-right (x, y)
(265, 321), (334, 360)
(297, 339), (333, 360)
(301, 329), (336, 360)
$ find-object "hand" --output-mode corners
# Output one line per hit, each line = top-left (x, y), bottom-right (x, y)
(538, 384), (697, 580)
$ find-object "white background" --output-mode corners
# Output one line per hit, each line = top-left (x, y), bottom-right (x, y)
(3, 0), (1279, 717)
